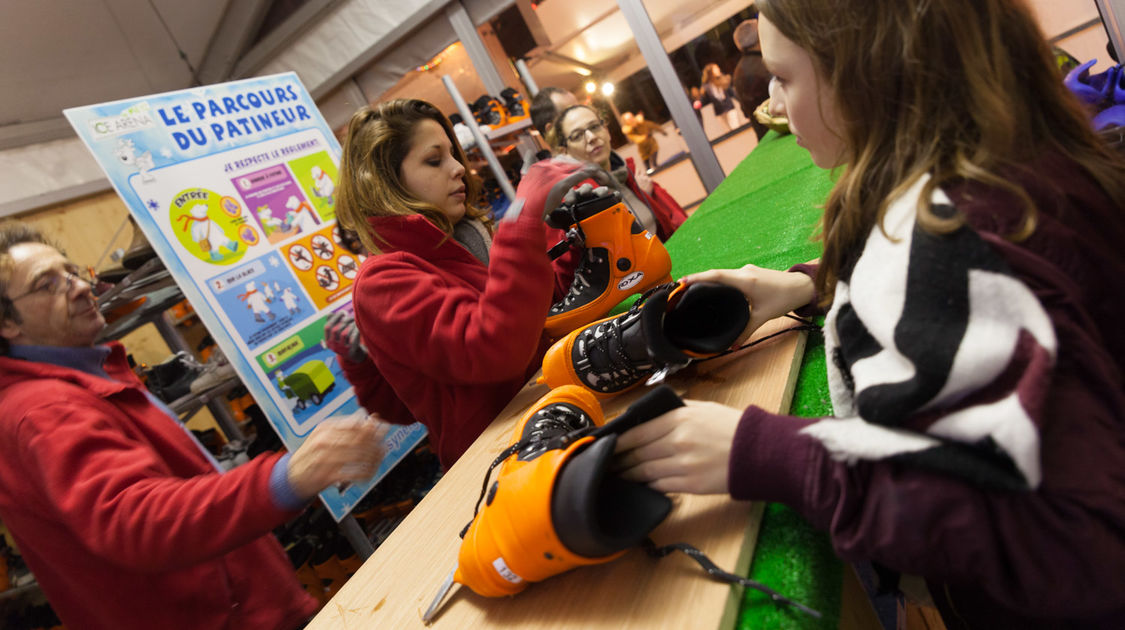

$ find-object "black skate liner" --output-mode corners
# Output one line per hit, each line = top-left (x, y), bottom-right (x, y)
(571, 282), (749, 393)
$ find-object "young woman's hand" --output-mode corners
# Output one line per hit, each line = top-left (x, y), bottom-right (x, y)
(681, 264), (814, 339)
(614, 400), (743, 495)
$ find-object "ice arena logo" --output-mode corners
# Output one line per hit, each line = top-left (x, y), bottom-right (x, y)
(89, 103), (157, 140)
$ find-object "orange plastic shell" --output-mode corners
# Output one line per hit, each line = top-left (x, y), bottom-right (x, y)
(544, 202), (672, 338)
(453, 386), (617, 597)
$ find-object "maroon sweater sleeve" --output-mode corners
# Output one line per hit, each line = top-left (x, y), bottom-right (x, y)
(786, 262), (824, 318)
(729, 405), (1125, 618)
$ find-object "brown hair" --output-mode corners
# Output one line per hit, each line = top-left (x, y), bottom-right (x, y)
(335, 99), (489, 255)
(0, 223), (58, 355)
(701, 63), (724, 86)
(757, 0), (1125, 306)
(531, 87), (571, 137)
(548, 104), (600, 150)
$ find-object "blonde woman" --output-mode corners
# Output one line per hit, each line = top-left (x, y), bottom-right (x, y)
(335, 99), (582, 468)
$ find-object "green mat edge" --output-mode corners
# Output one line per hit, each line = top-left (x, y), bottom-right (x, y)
(662, 134), (844, 630)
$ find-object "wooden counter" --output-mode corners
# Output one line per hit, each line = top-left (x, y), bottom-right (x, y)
(306, 314), (807, 629)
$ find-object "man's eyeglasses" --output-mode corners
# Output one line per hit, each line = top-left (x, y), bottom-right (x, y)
(8, 268), (81, 302)
(566, 120), (606, 144)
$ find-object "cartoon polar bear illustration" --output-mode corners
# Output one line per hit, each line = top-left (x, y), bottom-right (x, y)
(178, 203), (239, 262)
(284, 195), (319, 233)
(256, 205), (284, 235)
(114, 138), (155, 182)
(239, 281), (274, 323)
(311, 165), (335, 206)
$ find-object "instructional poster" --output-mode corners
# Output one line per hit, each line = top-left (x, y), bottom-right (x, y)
(64, 73), (426, 521)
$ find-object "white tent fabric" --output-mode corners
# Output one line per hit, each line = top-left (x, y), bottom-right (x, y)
(0, 0), (512, 217)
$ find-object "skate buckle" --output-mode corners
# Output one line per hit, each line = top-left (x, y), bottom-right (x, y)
(646, 362), (689, 386)
(566, 226), (585, 247)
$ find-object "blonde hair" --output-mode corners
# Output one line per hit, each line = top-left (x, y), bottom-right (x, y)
(336, 99), (489, 255)
(757, 0), (1125, 306)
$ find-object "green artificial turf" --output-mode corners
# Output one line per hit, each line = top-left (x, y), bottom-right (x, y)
(661, 132), (843, 629)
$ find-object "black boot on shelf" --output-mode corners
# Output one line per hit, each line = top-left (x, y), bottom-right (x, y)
(144, 352), (204, 404)
(499, 87), (529, 121)
(470, 94), (506, 127)
(121, 217), (157, 270)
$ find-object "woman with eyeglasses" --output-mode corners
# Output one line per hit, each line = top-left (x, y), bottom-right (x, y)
(550, 104), (688, 244)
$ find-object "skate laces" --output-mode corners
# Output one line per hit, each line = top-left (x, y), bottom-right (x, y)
(460, 410), (598, 539)
(580, 314), (644, 385)
(521, 405), (594, 459)
(692, 313), (820, 365)
(577, 282), (675, 385)
(641, 539), (821, 618)
(552, 252), (597, 312)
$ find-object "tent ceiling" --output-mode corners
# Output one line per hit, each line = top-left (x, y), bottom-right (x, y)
(0, 0), (239, 150)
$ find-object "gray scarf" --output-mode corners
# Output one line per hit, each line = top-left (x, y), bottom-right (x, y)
(452, 217), (492, 265)
(611, 166), (659, 236)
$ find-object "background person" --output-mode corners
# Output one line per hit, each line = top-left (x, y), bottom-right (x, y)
(731, 18), (771, 140)
(551, 104), (687, 243)
(0, 223), (389, 630)
(698, 62), (741, 132)
(616, 0), (1125, 627)
(530, 86), (579, 151)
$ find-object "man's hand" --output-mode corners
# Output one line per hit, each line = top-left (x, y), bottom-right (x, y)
(287, 413), (390, 500)
(324, 311), (367, 363)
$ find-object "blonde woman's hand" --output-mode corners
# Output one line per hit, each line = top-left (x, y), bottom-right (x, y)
(614, 400), (742, 495)
(681, 264), (814, 339)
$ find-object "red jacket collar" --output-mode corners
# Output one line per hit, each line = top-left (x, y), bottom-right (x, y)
(367, 214), (452, 253)
(0, 341), (138, 397)
(366, 214), (483, 267)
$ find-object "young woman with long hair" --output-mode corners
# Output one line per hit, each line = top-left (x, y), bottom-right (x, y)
(335, 99), (583, 468)
(615, 0), (1125, 626)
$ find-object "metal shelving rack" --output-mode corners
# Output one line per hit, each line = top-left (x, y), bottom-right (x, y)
(96, 258), (245, 441)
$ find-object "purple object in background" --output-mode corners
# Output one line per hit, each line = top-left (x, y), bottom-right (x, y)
(1064, 59), (1120, 105)
(1093, 105), (1125, 130)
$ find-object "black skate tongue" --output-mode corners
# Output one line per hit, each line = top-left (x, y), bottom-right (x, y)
(664, 283), (750, 354)
(551, 436), (672, 558)
(639, 285), (694, 363)
(545, 190), (622, 229)
(591, 385), (685, 439)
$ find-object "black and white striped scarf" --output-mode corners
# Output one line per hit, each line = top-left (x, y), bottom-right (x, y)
(801, 176), (1056, 490)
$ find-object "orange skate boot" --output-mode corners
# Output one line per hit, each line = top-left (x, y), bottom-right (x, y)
(540, 281), (749, 398)
(543, 189), (672, 338)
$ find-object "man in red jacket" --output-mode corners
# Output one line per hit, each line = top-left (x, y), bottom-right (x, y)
(0, 223), (387, 630)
